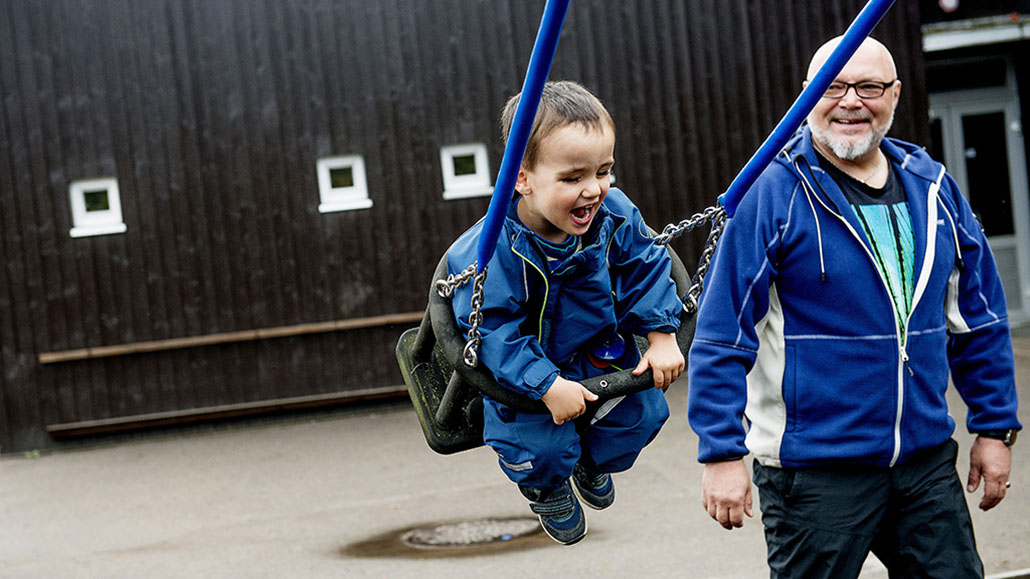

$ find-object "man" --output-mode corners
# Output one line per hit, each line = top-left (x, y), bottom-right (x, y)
(687, 36), (1021, 577)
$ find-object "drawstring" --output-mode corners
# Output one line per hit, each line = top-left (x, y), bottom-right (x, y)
(794, 156), (830, 282)
(796, 154), (965, 284)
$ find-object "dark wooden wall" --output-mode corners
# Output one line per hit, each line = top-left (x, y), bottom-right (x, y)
(0, 0), (926, 453)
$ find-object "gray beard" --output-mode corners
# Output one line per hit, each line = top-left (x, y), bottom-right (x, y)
(812, 110), (895, 161)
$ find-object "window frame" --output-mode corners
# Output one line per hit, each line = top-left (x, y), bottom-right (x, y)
(440, 143), (493, 200)
(316, 155), (373, 213)
(68, 177), (127, 238)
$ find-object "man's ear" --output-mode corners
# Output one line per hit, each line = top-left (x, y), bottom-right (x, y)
(514, 167), (531, 196)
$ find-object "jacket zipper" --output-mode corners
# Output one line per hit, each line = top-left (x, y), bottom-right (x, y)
(826, 209), (910, 467)
(511, 244), (549, 343)
(799, 164), (938, 467)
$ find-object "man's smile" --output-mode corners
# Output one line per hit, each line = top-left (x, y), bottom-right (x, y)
(830, 115), (872, 131)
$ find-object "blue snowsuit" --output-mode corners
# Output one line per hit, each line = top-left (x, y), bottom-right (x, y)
(687, 127), (1021, 468)
(448, 188), (683, 489)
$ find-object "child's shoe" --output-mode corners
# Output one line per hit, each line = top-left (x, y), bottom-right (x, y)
(519, 480), (587, 545)
(571, 462), (615, 510)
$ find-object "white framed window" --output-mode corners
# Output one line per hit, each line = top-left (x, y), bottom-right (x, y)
(316, 155), (372, 213)
(441, 143), (493, 200)
(68, 177), (127, 238)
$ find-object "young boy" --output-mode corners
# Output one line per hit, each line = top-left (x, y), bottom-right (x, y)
(446, 80), (684, 545)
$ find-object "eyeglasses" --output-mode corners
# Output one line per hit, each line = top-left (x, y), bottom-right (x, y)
(822, 80), (897, 99)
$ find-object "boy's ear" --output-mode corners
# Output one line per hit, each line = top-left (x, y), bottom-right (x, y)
(514, 167), (531, 196)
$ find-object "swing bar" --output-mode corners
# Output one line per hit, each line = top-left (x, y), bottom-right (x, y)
(717, 0), (897, 218)
(475, 0), (571, 273)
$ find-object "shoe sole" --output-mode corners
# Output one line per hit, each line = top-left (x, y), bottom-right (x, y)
(537, 513), (587, 546)
(570, 478), (615, 511)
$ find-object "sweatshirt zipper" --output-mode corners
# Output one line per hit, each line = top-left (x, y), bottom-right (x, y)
(830, 210), (910, 467)
(797, 163), (937, 467)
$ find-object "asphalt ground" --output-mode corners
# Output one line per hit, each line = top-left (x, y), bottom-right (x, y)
(2, 334), (1029, 578)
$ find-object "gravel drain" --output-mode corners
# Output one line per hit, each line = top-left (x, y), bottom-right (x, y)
(400, 517), (542, 549)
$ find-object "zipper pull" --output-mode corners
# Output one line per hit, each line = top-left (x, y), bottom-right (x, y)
(900, 347), (914, 376)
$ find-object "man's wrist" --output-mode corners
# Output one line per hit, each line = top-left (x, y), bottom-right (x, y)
(976, 429), (1019, 447)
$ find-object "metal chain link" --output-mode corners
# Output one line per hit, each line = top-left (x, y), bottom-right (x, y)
(654, 205), (725, 246)
(434, 261), (489, 368)
(435, 262), (478, 298)
(683, 208), (727, 314)
(462, 267), (488, 368)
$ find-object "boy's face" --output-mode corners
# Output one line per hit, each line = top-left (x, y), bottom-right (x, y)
(515, 123), (615, 244)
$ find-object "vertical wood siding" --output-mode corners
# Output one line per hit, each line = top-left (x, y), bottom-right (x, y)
(0, 0), (925, 452)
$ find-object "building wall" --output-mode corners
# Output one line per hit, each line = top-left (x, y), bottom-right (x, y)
(0, 0), (925, 452)
(920, 0), (1030, 24)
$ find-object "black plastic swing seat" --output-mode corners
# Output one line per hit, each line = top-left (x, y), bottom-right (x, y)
(395, 245), (696, 455)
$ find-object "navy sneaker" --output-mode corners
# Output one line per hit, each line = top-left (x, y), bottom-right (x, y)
(571, 462), (615, 510)
(519, 480), (587, 545)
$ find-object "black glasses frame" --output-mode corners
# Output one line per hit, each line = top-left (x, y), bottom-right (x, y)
(822, 79), (897, 99)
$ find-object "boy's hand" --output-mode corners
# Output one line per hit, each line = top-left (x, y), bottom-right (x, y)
(632, 331), (684, 389)
(541, 377), (598, 425)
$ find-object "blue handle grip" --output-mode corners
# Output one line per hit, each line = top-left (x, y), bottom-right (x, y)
(718, 0), (896, 217)
(475, 0), (571, 272)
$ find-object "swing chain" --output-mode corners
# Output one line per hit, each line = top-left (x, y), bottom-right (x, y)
(434, 261), (489, 368)
(439, 205), (727, 365)
(654, 205), (725, 246)
(435, 262), (478, 298)
(462, 266), (489, 367)
(683, 208), (728, 314)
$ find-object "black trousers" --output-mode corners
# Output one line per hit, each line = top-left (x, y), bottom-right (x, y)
(752, 439), (982, 579)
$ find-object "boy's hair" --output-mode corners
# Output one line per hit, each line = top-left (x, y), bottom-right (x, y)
(500, 80), (615, 170)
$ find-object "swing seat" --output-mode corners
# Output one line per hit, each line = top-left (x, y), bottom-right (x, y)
(396, 244), (696, 455)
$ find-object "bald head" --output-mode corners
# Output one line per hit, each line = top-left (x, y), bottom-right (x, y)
(807, 36), (896, 82)
(804, 36), (901, 163)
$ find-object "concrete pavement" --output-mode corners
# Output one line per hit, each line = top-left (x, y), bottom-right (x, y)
(2, 336), (1029, 578)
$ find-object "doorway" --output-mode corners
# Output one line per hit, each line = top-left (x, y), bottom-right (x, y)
(928, 57), (1030, 322)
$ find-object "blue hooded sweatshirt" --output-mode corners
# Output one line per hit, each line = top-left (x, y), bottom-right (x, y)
(687, 127), (1021, 468)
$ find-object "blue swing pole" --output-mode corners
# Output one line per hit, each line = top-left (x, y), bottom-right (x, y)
(718, 0), (896, 218)
(475, 0), (571, 273)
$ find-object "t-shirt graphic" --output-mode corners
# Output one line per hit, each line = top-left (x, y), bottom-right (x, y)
(818, 153), (915, 340)
(852, 202), (915, 340)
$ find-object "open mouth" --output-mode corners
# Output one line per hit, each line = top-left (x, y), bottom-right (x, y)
(570, 204), (595, 226)
(832, 117), (871, 128)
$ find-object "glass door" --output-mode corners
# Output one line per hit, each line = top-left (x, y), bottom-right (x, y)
(929, 93), (1030, 322)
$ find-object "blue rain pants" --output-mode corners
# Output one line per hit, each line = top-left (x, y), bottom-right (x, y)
(482, 387), (669, 491)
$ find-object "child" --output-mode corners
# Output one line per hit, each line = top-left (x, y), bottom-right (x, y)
(446, 80), (684, 545)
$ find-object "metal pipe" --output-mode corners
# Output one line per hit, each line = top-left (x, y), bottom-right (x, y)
(475, 0), (571, 272)
(718, 0), (897, 217)
(435, 370), (467, 427)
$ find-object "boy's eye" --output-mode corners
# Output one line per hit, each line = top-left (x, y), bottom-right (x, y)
(561, 176), (581, 184)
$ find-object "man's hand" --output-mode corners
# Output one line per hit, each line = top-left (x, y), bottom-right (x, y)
(541, 377), (598, 425)
(967, 436), (1012, 511)
(633, 331), (684, 389)
(701, 459), (753, 530)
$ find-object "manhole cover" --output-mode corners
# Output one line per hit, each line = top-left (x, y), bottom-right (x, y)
(400, 517), (541, 549)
